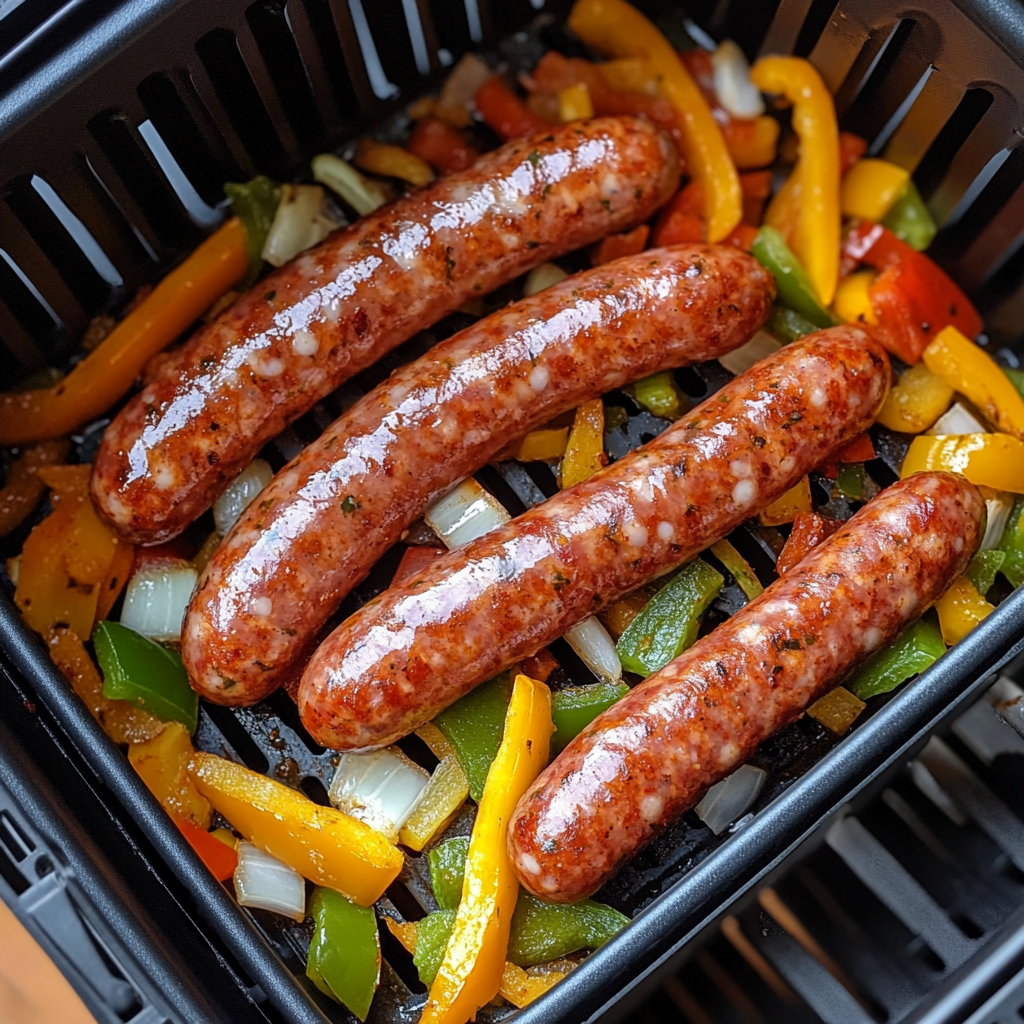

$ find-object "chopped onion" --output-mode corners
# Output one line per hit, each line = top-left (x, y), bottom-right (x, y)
(927, 401), (987, 436)
(233, 842), (306, 921)
(982, 491), (1013, 550)
(261, 184), (339, 267)
(312, 153), (389, 217)
(438, 53), (493, 123)
(425, 478), (510, 550)
(120, 558), (197, 642)
(329, 747), (430, 843)
(695, 764), (766, 835)
(711, 40), (765, 119)
(213, 458), (274, 536)
(564, 617), (622, 684)
(523, 263), (568, 297)
(718, 330), (781, 376)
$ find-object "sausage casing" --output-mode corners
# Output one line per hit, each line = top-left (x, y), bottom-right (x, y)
(91, 117), (679, 544)
(298, 325), (891, 750)
(508, 471), (984, 901)
(183, 245), (774, 705)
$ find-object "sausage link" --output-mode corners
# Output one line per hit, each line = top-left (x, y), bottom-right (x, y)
(91, 117), (679, 545)
(508, 472), (984, 901)
(298, 326), (891, 750)
(183, 245), (774, 705)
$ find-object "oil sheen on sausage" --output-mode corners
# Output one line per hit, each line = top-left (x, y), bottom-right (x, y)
(90, 116), (679, 545)
(508, 471), (984, 901)
(183, 245), (774, 706)
(298, 325), (891, 750)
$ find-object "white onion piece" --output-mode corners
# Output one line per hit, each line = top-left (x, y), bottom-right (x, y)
(261, 184), (339, 268)
(564, 617), (622, 684)
(718, 330), (781, 376)
(329, 748), (430, 843)
(927, 402), (987, 436)
(121, 559), (197, 642)
(523, 263), (568, 297)
(695, 764), (766, 835)
(982, 491), (1014, 550)
(439, 53), (493, 117)
(312, 153), (388, 217)
(213, 459), (274, 536)
(425, 478), (510, 550)
(711, 40), (765, 119)
(233, 842), (306, 921)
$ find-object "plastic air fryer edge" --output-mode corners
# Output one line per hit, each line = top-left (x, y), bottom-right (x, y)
(3, 1), (1024, 1023)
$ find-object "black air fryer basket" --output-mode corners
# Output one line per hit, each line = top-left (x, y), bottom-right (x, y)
(4, 1), (1024, 1023)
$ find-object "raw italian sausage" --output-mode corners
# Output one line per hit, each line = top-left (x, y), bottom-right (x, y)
(183, 245), (774, 706)
(91, 116), (680, 545)
(508, 471), (984, 901)
(298, 325), (891, 750)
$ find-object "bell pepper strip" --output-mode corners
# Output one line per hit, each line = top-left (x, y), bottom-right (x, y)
(766, 306), (818, 342)
(721, 116), (779, 170)
(385, 917), (419, 954)
(839, 131), (869, 174)
(0, 439), (70, 537)
(211, 828), (237, 849)
(751, 227), (840, 330)
(0, 218), (247, 444)
(47, 627), (164, 744)
(775, 511), (842, 576)
(128, 722), (211, 827)
(806, 687), (866, 735)
(751, 56), (840, 305)
(615, 559), (724, 677)
(599, 586), (656, 639)
(840, 159), (910, 222)
(709, 539), (763, 601)
(474, 77), (551, 140)
(652, 181), (706, 246)
(434, 671), (513, 802)
(430, 836), (471, 911)
(93, 620), (198, 732)
(759, 476), (813, 527)
(398, 754), (470, 851)
(420, 673), (552, 1024)
(936, 576), (995, 646)
(96, 538), (134, 623)
(414, 909), (458, 986)
(407, 119), (480, 174)
(306, 888), (381, 1021)
(1006, 367), (1024, 402)
(499, 961), (573, 1009)
(965, 549), (1005, 596)
(833, 271), (878, 326)
(922, 326), (1024, 439)
(596, 56), (653, 93)
(998, 498), (1024, 587)
(876, 362), (953, 434)
(224, 176), (280, 284)
(174, 817), (238, 881)
(900, 433), (1024, 493)
(568, 0), (741, 242)
(633, 371), (686, 420)
(560, 399), (606, 488)
(846, 617), (946, 701)
(354, 138), (434, 188)
(883, 179), (937, 251)
(520, 647), (560, 683)
(551, 682), (630, 750)
(514, 427), (570, 463)
(839, 432), (876, 464)
(417, 721), (455, 759)
(740, 170), (773, 226)
(558, 82), (594, 122)
(188, 751), (403, 905)
(835, 462), (865, 500)
(393, 545), (445, 587)
(592, 224), (649, 266)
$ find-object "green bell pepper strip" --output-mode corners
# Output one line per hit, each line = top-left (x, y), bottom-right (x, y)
(428, 836), (470, 911)
(306, 887), (381, 1021)
(835, 462), (865, 501)
(767, 305), (819, 342)
(882, 179), (937, 252)
(551, 682), (630, 750)
(433, 671), (512, 801)
(846, 617), (946, 701)
(1004, 367), (1024, 402)
(615, 559), (724, 677)
(507, 893), (628, 967)
(751, 226), (841, 330)
(93, 621), (198, 732)
(997, 497), (1024, 588)
(633, 372), (687, 420)
(224, 175), (280, 285)
(965, 549), (1006, 597)
(413, 909), (457, 987)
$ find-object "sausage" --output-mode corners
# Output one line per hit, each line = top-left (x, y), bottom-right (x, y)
(298, 325), (891, 750)
(90, 116), (680, 545)
(508, 471), (984, 901)
(183, 245), (775, 706)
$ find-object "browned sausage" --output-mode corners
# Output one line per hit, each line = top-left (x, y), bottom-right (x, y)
(297, 325), (891, 750)
(508, 471), (984, 901)
(182, 245), (774, 706)
(90, 117), (680, 545)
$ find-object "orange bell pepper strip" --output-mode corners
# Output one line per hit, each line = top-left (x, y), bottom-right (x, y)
(568, 0), (741, 242)
(354, 139), (435, 188)
(759, 476), (813, 527)
(129, 722), (212, 828)
(592, 224), (649, 266)
(560, 400), (605, 488)
(474, 77), (551, 140)
(420, 674), (552, 1024)
(720, 116), (780, 170)
(174, 817), (238, 881)
(0, 439), (70, 537)
(407, 119), (480, 174)
(0, 218), (247, 445)
(775, 512), (842, 576)
(651, 181), (705, 246)
(189, 751), (403, 906)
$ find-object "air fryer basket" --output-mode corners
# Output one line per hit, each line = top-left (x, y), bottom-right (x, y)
(3, 1), (1024, 1023)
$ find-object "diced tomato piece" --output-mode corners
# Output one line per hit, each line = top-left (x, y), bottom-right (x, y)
(175, 817), (238, 881)
(392, 545), (445, 587)
(475, 77), (550, 140)
(776, 512), (843, 576)
(592, 224), (650, 266)
(407, 118), (479, 174)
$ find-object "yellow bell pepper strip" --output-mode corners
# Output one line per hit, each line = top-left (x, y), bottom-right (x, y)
(936, 576), (995, 645)
(0, 439), (70, 537)
(558, 82), (594, 121)
(95, 538), (134, 623)
(515, 427), (570, 463)
(0, 218), (247, 445)
(900, 433), (1024, 492)
(568, 0), (741, 242)
(806, 687), (866, 735)
(354, 139), (434, 188)
(922, 326), (1024, 439)
(709, 539), (763, 601)
(751, 56), (840, 306)
(188, 751), (403, 905)
(398, 754), (470, 851)
(833, 271), (878, 326)
(840, 158), (910, 222)
(499, 961), (574, 1008)
(876, 363), (953, 434)
(721, 116), (780, 170)
(759, 476), (813, 527)
(128, 722), (212, 828)
(560, 399), (605, 488)
(420, 673), (552, 1024)
(596, 57), (653, 93)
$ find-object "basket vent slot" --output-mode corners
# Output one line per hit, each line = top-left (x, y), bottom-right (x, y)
(912, 87), (993, 202)
(792, 0), (839, 58)
(0, 243), (68, 367)
(202, 702), (272, 774)
(347, 0), (401, 100)
(427, 0), (477, 62)
(301, 0), (362, 121)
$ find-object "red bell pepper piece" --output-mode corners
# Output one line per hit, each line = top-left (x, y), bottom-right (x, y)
(776, 512), (843, 576)
(175, 816), (238, 881)
(740, 170), (773, 226)
(839, 131), (868, 175)
(392, 545), (445, 587)
(475, 77), (551, 141)
(652, 181), (705, 245)
(407, 119), (480, 174)
(593, 224), (649, 266)
(837, 432), (876, 463)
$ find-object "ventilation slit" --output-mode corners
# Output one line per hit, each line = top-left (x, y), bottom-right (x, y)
(793, 0), (839, 57)
(915, 88), (994, 201)
(302, 0), (361, 119)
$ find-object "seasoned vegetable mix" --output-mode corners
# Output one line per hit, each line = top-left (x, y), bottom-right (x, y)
(1, 0), (1021, 1019)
